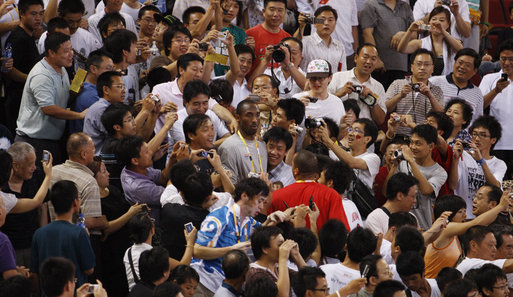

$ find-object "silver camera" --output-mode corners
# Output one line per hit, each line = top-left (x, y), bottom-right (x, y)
(393, 150), (404, 160)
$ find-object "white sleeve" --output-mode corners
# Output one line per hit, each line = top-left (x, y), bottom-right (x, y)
(428, 167), (448, 197)
(160, 185), (185, 207)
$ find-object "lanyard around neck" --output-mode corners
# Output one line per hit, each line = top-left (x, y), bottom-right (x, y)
(237, 130), (263, 173)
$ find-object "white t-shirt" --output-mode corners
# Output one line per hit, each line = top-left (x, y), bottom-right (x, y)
(123, 243), (153, 290)
(0, 191), (17, 214)
(327, 69), (387, 121)
(88, 9), (138, 42)
(95, 1), (139, 23)
(365, 207), (389, 235)
(167, 109), (229, 147)
(342, 198), (364, 231)
(354, 151), (380, 190)
(213, 75), (251, 108)
(479, 71), (513, 150)
(264, 66), (305, 99)
(160, 183), (233, 212)
(454, 151), (507, 219)
(293, 91), (345, 127)
(456, 257), (506, 276)
(321, 263), (361, 294)
(410, 279), (441, 297)
(380, 238), (394, 265)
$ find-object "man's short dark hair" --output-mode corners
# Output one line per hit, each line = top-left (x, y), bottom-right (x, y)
(356, 43), (377, 56)
(319, 219), (347, 259)
(412, 124), (438, 145)
(281, 37), (303, 52)
(251, 226), (283, 260)
(116, 135), (144, 167)
(169, 160), (197, 192)
(445, 98), (474, 129)
(139, 247), (170, 283)
(490, 224), (513, 249)
(96, 70), (123, 97)
(182, 114), (211, 144)
(58, 0), (85, 15)
(163, 26), (192, 56)
(128, 213), (153, 244)
(359, 255), (382, 283)
(276, 99), (305, 125)
(498, 39), (513, 57)
(426, 111), (453, 140)
(263, 0), (287, 8)
(347, 227), (377, 263)
(394, 226), (424, 253)
(435, 267), (462, 293)
(469, 115), (502, 149)
(410, 48), (436, 65)
(314, 5), (338, 20)
(47, 17), (70, 34)
(343, 99), (360, 118)
(182, 6), (205, 25)
(455, 48), (481, 69)
(222, 250), (250, 279)
(101, 103), (132, 136)
(137, 4), (160, 19)
(182, 172), (213, 207)
(0, 275), (31, 297)
(153, 282), (182, 297)
(323, 117), (339, 140)
(183, 80), (210, 103)
(462, 225), (493, 254)
(148, 67), (172, 92)
(373, 280), (405, 297)
(354, 118), (378, 148)
(176, 53), (203, 77)
(50, 180), (78, 215)
(236, 99), (258, 116)
(86, 49), (113, 72)
(475, 264), (507, 296)
(293, 150), (318, 177)
(245, 276), (278, 297)
(388, 211), (417, 229)
(385, 172), (418, 201)
(169, 264), (200, 284)
(484, 184), (503, 204)
(443, 279), (478, 297)
(104, 29), (137, 64)
(235, 44), (256, 60)
(98, 12), (126, 40)
(263, 127), (293, 151)
(434, 194), (467, 222)
(289, 227), (318, 260)
(294, 267), (326, 297)
(396, 251), (425, 278)
(19, 0), (43, 14)
(40, 257), (75, 297)
(323, 161), (352, 195)
(44, 32), (70, 57)
(233, 178), (270, 202)
(210, 79), (234, 106)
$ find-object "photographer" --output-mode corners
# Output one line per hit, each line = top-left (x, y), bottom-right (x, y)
(327, 44), (386, 125)
(384, 124), (447, 230)
(293, 59), (345, 125)
(250, 37), (306, 99)
(385, 49), (444, 136)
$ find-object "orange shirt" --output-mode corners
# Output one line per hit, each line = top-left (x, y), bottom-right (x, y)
(424, 236), (463, 278)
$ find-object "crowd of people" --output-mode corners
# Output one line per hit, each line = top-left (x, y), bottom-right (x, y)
(0, 0), (512, 296)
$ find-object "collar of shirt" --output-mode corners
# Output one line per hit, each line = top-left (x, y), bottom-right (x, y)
(41, 58), (65, 77)
(122, 167), (153, 181)
(313, 31), (342, 49)
(269, 161), (285, 179)
(231, 202), (252, 229)
(350, 67), (372, 85)
(235, 77), (249, 89)
(170, 79), (183, 96)
(222, 282), (242, 297)
(446, 73), (474, 89)
(63, 160), (95, 176)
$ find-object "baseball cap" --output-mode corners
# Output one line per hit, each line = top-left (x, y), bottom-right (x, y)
(306, 59), (332, 78)
(154, 13), (182, 27)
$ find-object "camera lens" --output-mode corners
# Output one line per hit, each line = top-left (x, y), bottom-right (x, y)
(272, 49), (285, 63)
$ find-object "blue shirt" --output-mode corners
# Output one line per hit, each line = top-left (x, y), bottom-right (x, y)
(70, 82), (99, 133)
(191, 204), (261, 292)
(83, 98), (110, 153)
(30, 220), (95, 286)
(16, 58), (70, 140)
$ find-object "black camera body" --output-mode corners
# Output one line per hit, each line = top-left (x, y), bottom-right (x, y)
(353, 85), (363, 93)
(411, 83), (420, 91)
(305, 118), (322, 129)
(198, 43), (209, 51)
(271, 43), (290, 63)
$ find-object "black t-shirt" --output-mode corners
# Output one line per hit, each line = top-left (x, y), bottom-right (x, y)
(100, 185), (131, 255)
(6, 26), (41, 90)
(160, 203), (209, 260)
(101, 137), (123, 190)
(1, 182), (39, 249)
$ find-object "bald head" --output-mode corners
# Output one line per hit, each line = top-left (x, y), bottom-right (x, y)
(66, 133), (95, 164)
(222, 250), (250, 280)
(293, 150), (318, 178)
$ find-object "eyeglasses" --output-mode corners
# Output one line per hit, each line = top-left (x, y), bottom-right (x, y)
(456, 59), (474, 69)
(414, 62), (433, 68)
(111, 84), (126, 90)
(172, 38), (191, 44)
(309, 288), (330, 294)
(499, 56), (513, 62)
(471, 132), (490, 139)
(347, 127), (364, 134)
